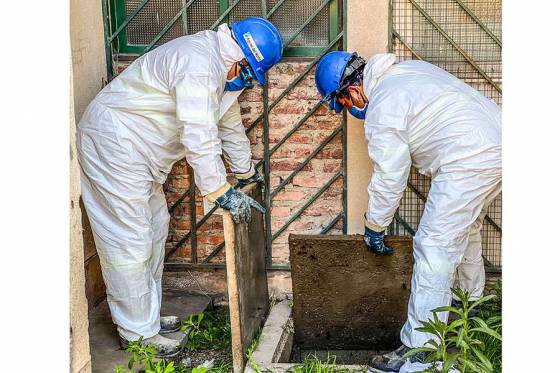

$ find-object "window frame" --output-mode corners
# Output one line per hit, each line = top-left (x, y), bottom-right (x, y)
(108, 0), (341, 57)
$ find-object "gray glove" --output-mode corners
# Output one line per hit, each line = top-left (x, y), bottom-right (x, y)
(215, 187), (266, 224)
(236, 168), (264, 189)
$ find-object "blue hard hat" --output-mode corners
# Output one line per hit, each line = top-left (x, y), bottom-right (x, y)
(232, 17), (284, 86)
(315, 51), (356, 113)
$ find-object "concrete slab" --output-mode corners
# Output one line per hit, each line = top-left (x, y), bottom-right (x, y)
(223, 183), (269, 373)
(88, 289), (211, 373)
(289, 235), (413, 351)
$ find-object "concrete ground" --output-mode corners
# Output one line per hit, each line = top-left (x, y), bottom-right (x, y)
(88, 289), (211, 373)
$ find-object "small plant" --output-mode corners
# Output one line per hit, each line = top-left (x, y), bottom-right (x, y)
(114, 338), (176, 373)
(404, 287), (502, 373)
(181, 307), (232, 351)
(288, 354), (358, 373)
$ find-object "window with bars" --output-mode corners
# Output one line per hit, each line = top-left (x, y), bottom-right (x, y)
(108, 0), (342, 57)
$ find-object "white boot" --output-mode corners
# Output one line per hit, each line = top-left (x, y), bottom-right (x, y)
(120, 334), (182, 358)
(160, 315), (181, 334)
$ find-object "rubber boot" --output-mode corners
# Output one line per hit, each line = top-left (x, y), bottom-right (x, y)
(119, 334), (182, 358)
(160, 315), (181, 334)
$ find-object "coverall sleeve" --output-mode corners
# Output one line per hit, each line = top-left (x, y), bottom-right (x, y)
(218, 100), (254, 175)
(364, 91), (412, 228)
(173, 73), (228, 196)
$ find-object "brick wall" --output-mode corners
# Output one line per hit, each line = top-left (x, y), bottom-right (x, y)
(165, 60), (344, 267)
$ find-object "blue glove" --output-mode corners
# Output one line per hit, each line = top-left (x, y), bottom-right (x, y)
(215, 187), (266, 224)
(236, 169), (264, 189)
(364, 226), (394, 255)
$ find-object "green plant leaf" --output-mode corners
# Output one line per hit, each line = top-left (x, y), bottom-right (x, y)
(432, 306), (463, 316)
(468, 295), (496, 313)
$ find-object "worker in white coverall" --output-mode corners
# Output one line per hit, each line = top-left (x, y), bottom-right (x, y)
(315, 52), (501, 373)
(77, 18), (283, 357)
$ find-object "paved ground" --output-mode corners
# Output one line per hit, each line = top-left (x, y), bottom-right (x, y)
(89, 289), (211, 373)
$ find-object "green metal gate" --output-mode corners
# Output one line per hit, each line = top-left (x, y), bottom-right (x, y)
(389, 0), (502, 271)
(101, 0), (347, 270)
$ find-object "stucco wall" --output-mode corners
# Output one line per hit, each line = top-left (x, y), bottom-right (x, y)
(70, 0), (107, 371)
(70, 0), (108, 308)
(346, 0), (390, 233)
(70, 60), (92, 373)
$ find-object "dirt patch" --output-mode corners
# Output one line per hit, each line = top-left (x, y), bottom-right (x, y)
(289, 235), (413, 351)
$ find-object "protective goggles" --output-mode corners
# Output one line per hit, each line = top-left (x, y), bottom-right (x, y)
(320, 55), (366, 112)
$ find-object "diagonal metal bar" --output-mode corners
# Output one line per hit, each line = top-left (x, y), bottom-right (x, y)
(211, 0), (242, 30)
(393, 30), (425, 60)
(202, 241), (225, 264)
(320, 212), (343, 234)
(394, 211), (417, 236)
(272, 171), (342, 241)
(270, 126), (342, 199)
(266, 0), (287, 18)
(408, 0), (502, 94)
(109, 0), (151, 42)
(283, 0), (332, 47)
(453, 0), (501, 48)
(143, 10), (183, 53)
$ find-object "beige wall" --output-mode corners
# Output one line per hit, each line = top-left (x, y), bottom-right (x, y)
(70, 0), (107, 372)
(346, 0), (389, 233)
(70, 60), (92, 373)
(70, 0), (107, 121)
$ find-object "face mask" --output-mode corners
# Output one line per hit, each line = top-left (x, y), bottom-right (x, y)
(350, 102), (368, 120)
(338, 83), (369, 120)
(225, 61), (255, 92)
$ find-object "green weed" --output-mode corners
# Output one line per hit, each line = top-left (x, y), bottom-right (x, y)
(404, 286), (502, 373)
(288, 354), (359, 373)
(181, 307), (232, 351)
(114, 338), (176, 373)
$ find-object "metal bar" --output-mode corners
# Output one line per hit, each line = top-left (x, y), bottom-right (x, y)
(408, 0), (502, 94)
(265, 0), (286, 18)
(108, 0), (151, 42)
(342, 0), (348, 234)
(393, 30), (425, 60)
(453, 0), (502, 48)
(210, 0), (242, 30)
(394, 211), (417, 236)
(272, 171), (342, 241)
(202, 242), (224, 264)
(261, 0), (273, 269)
(270, 126), (342, 199)
(168, 189), (189, 213)
(101, 0), (114, 81)
(181, 0), (189, 35)
(283, 0), (332, 48)
(143, 10), (183, 53)
(166, 203), (218, 261)
(388, 0), (393, 53)
(189, 168), (197, 263)
(320, 212), (343, 234)
(263, 80), (273, 267)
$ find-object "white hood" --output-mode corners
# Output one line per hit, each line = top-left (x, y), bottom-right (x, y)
(363, 53), (397, 98)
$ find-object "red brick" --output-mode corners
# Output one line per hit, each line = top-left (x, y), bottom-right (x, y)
(271, 159), (312, 172)
(323, 160), (341, 173)
(292, 174), (326, 188)
(272, 206), (291, 218)
(274, 190), (308, 201)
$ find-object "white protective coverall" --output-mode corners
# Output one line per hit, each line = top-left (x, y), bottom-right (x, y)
(77, 24), (253, 341)
(362, 54), (501, 350)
